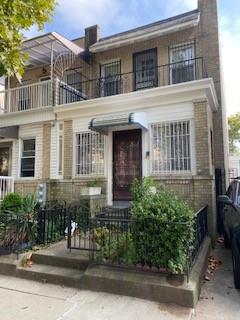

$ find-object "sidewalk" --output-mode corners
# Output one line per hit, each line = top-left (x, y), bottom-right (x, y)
(0, 243), (239, 319)
(193, 243), (240, 320)
(0, 275), (192, 320)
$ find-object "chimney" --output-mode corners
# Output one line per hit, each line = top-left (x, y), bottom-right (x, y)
(85, 25), (100, 50)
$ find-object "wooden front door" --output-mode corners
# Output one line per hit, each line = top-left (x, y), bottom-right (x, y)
(113, 129), (142, 201)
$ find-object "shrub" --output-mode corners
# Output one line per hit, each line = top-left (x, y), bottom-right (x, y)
(1, 193), (22, 213)
(130, 178), (195, 274)
(87, 179), (102, 188)
(94, 226), (134, 264)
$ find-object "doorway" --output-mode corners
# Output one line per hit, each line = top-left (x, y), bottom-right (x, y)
(113, 129), (142, 201)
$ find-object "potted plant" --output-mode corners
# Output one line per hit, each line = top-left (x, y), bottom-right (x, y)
(80, 179), (102, 196)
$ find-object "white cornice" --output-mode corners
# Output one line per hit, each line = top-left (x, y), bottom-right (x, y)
(0, 78), (219, 126)
(90, 13), (200, 53)
(54, 78), (219, 120)
(0, 107), (54, 128)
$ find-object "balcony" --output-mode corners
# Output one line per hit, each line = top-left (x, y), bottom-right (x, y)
(0, 57), (207, 115)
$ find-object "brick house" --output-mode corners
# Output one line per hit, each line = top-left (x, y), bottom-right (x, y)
(0, 0), (228, 239)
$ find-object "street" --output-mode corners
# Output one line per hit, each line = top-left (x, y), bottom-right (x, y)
(0, 244), (239, 320)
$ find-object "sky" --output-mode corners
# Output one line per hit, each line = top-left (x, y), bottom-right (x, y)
(24, 0), (240, 116)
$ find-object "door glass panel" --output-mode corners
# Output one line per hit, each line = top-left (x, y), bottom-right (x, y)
(0, 147), (10, 176)
(134, 49), (157, 90)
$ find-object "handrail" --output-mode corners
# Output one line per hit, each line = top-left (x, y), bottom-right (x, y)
(0, 176), (14, 201)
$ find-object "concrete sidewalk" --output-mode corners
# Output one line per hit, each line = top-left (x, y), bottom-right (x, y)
(193, 243), (240, 320)
(0, 275), (192, 320)
(0, 243), (239, 319)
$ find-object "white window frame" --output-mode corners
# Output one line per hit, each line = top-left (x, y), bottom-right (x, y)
(57, 123), (64, 178)
(150, 120), (195, 175)
(20, 138), (36, 178)
(74, 131), (105, 177)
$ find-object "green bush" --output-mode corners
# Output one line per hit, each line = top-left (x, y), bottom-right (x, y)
(87, 179), (102, 187)
(1, 193), (22, 213)
(94, 227), (134, 264)
(0, 193), (38, 247)
(130, 178), (195, 273)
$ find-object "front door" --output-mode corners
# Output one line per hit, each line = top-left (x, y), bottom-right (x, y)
(113, 129), (142, 201)
(0, 146), (10, 176)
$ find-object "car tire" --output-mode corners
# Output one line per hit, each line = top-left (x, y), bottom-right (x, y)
(232, 236), (240, 289)
(224, 232), (231, 248)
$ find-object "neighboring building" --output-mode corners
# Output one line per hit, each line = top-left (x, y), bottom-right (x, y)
(0, 0), (228, 239)
(229, 155), (240, 179)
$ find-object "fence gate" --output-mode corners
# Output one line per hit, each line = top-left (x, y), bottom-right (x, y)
(67, 206), (131, 252)
(67, 205), (96, 251)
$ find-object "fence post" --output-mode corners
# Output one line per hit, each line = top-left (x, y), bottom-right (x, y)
(67, 206), (72, 250)
(16, 214), (20, 259)
(37, 208), (46, 244)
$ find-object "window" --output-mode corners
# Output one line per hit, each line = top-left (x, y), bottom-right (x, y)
(59, 69), (84, 104)
(100, 61), (121, 97)
(76, 132), (104, 176)
(63, 70), (83, 92)
(170, 43), (195, 84)
(236, 184), (240, 207)
(21, 139), (35, 177)
(134, 49), (158, 90)
(58, 123), (63, 176)
(151, 121), (191, 174)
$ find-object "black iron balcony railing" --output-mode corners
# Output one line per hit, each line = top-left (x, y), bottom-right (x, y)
(0, 57), (207, 114)
(57, 57), (208, 104)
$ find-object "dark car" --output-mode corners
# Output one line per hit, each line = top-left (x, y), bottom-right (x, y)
(218, 177), (240, 289)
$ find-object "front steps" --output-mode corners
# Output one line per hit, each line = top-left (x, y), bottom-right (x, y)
(0, 237), (211, 308)
(15, 245), (89, 288)
(16, 264), (85, 288)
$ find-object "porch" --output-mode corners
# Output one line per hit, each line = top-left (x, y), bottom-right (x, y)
(0, 177), (14, 201)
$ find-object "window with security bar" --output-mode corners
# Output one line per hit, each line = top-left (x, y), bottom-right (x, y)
(100, 61), (121, 97)
(151, 121), (191, 174)
(76, 132), (105, 176)
(169, 42), (195, 84)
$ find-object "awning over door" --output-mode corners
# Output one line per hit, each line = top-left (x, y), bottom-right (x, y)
(89, 112), (148, 135)
(0, 126), (19, 139)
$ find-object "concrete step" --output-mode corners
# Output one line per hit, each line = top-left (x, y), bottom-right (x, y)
(32, 252), (89, 271)
(16, 264), (84, 288)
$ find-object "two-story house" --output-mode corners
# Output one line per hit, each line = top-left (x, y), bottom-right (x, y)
(0, 0), (228, 239)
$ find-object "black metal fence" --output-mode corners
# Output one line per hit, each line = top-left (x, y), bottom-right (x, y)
(0, 201), (67, 256)
(190, 206), (208, 267)
(37, 201), (67, 244)
(67, 205), (208, 277)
